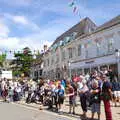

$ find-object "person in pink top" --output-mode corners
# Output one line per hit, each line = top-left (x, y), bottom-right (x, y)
(66, 82), (75, 114)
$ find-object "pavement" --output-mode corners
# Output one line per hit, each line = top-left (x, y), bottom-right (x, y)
(0, 101), (73, 120)
(15, 98), (120, 120)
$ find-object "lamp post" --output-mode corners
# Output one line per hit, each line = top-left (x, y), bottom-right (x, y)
(115, 49), (120, 81)
(33, 54), (37, 79)
(62, 64), (65, 79)
(68, 61), (71, 81)
(0, 51), (2, 78)
(0, 51), (2, 71)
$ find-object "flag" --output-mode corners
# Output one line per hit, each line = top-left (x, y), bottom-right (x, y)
(69, 1), (75, 7)
(73, 6), (77, 13)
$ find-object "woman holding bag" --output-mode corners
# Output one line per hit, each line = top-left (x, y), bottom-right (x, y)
(101, 75), (113, 120)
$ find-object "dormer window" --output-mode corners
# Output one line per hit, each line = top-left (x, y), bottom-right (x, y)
(59, 40), (63, 46)
(71, 32), (77, 40)
(64, 37), (70, 43)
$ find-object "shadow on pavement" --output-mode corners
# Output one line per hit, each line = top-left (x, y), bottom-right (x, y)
(45, 107), (96, 120)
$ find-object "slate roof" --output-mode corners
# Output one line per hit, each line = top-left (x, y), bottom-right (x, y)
(95, 15), (120, 33)
(50, 15), (120, 47)
(51, 17), (97, 46)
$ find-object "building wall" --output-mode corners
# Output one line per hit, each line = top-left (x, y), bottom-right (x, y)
(43, 23), (120, 79)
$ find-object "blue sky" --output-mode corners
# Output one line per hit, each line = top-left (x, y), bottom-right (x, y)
(0, 0), (119, 58)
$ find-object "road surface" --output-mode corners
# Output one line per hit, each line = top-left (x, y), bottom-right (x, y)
(0, 102), (74, 120)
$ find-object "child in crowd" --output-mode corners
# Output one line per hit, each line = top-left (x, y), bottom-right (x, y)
(57, 84), (65, 113)
(8, 87), (13, 102)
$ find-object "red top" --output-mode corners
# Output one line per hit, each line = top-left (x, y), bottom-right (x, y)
(68, 86), (74, 99)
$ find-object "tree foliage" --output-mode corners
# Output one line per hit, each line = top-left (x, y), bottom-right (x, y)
(12, 47), (34, 77)
(0, 54), (6, 67)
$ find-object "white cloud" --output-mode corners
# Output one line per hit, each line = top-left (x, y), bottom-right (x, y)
(0, 37), (19, 49)
(0, 12), (82, 54)
(0, 20), (10, 37)
(0, 34), (52, 53)
(12, 16), (29, 25)
(4, 14), (41, 32)
(2, 0), (32, 6)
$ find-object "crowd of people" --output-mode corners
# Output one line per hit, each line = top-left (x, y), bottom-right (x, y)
(0, 68), (120, 120)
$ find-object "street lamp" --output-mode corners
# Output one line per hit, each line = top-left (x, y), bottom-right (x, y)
(115, 49), (120, 81)
(68, 61), (71, 81)
(0, 51), (2, 70)
(115, 49), (120, 58)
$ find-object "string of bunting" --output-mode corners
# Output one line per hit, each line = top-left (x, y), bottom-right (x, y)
(0, 50), (43, 55)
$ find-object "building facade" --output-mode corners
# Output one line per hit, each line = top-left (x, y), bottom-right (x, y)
(43, 15), (120, 80)
(31, 55), (43, 80)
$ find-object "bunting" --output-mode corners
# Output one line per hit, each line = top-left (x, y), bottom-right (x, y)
(0, 49), (43, 55)
(73, 6), (77, 13)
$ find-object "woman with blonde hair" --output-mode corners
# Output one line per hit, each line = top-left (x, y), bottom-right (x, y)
(90, 80), (101, 120)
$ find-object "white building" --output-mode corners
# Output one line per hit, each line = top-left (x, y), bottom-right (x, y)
(43, 15), (120, 80)
(31, 55), (43, 80)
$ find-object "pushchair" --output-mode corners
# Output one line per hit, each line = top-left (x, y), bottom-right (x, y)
(13, 90), (19, 102)
(26, 90), (32, 103)
(43, 91), (53, 109)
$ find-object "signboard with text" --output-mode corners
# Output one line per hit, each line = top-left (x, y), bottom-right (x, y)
(1, 71), (12, 79)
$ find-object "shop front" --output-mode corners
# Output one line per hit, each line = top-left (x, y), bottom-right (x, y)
(70, 54), (118, 77)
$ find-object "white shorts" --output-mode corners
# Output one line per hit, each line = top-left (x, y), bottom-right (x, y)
(114, 91), (120, 97)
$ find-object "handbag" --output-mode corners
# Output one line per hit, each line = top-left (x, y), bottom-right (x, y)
(100, 92), (111, 101)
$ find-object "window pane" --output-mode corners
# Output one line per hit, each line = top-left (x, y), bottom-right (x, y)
(62, 50), (65, 61)
(108, 38), (114, 53)
(78, 44), (81, 56)
(68, 48), (72, 58)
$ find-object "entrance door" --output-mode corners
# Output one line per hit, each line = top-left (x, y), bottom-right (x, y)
(84, 68), (90, 75)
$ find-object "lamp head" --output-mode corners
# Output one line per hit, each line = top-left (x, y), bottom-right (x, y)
(115, 49), (120, 57)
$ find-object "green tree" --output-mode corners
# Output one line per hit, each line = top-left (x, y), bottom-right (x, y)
(0, 54), (6, 67)
(12, 47), (34, 77)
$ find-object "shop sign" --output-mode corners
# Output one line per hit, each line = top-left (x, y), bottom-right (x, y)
(85, 60), (94, 64)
